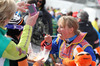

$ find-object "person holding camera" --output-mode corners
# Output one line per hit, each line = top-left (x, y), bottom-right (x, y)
(0, 0), (39, 66)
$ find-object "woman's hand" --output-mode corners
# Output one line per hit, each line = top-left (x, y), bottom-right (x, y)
(26, 12), (39, 27)
(17, 1), (29, 12)
(44, 34), (52, 43)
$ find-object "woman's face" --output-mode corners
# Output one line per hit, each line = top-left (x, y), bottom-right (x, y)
(57, 22), (72, 40)
(37, 0), (42, 8)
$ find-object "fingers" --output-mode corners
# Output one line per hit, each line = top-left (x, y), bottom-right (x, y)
(17, 1), (25, 7)
(17, 7), (26, 12)
(44, 34), (52, 43)
(26, 12), (39, 26)
(31, 12), (39, 24)
(33, 12), (39, 19)
(17, 1), (30, 12)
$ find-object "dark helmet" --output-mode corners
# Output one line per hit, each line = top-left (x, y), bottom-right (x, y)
(8, 12), (25, 26)
(6, 12), (25, 38)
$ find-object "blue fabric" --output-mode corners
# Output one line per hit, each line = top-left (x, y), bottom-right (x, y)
(16, 11), (21, 17)
(65, 35), (77, 42)
(0, 28), (11, 58)
(84, 46), (96, 61)
(50, 35), (96, 62)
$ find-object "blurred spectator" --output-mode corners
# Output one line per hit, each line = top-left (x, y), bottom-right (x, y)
(31, 0), (53, 46)
(77, 11), (100, 65)
(60, 9), (67, 16)
(36, 0), (53, 36)
(78, 11), (100, 64)
(55, 11), (62, 22)
(72, 11), (78, 18)
(49, 7), (55, 19)
(67, 11), (73, 16)
(92, 17), (100, 65)
(77, 10), (99, 49)
(92, 17), (99, 32)
(26, 0), (53, 46)
(52, 18), (58, 36)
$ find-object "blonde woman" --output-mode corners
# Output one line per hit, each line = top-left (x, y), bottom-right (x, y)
(0, 0), (39, 66)
(41, 16), (96, 66)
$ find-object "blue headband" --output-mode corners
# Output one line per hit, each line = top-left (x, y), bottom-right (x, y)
(5, 24), (24, 30)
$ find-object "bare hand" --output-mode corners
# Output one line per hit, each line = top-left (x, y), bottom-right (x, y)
(17, 1), (29, 12)
(26, 12), (39, 26)
(44, 34), (52, 43)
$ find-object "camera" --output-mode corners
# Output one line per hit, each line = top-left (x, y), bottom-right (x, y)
(28, 4), (37, 16)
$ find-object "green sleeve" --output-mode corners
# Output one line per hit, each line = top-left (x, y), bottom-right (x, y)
(2, 25), (32, 60)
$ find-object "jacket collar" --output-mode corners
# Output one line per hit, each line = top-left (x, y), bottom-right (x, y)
(71, 33), (87, 44)
(0, 26), (7, 35)
(65, 35), (77, 43)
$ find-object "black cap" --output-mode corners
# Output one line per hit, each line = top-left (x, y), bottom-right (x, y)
(6, 12), (25, 30)
(8, 13), (25, 26)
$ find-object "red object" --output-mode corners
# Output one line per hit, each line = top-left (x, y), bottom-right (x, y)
(98, 0), (100, 5)
(41, 40), (52, 50)
(72, 11), (78, 18)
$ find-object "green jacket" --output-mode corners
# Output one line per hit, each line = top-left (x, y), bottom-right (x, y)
(0, 25), (32, 66)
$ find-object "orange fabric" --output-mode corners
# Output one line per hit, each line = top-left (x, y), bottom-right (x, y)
(18, 18), (23, 25)
(62, 58), (76, 66)
(76, 47), (83, 53)
(91, 61), (96, 66)
(95, 46), (100, 55)
(62, 47), (96, 66)
(75, 54), (92, 66)
(18, 59), (28, 66)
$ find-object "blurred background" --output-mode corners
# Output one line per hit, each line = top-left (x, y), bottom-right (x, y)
(15, 0), (100, 24)
(45, 0), (100, 24)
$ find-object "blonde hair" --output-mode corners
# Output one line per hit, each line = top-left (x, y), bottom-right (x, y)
(0, 0), (17, 26)
(58, 16), (80, 35)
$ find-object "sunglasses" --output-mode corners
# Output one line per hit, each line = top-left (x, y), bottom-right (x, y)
(37, 1), (42, 3)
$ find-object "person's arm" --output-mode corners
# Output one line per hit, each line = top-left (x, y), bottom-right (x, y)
(41, 35), (59, 54)
(2, 9), (39, 60)
(50, 54), (56, 65)
(50, 37), (59, 54)
(2, 25), (32, 60)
